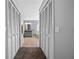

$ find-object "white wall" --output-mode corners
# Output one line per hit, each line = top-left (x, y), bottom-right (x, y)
(55, 0), (74, 59)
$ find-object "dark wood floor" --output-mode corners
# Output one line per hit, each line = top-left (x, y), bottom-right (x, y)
(14, 47), (47, 59)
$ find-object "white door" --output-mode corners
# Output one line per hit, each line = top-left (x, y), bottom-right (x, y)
(44, 6), (49, 58)
(8, 2), (12, 59)
(15, 11), (20, 52)
(11, 6), (16, 58)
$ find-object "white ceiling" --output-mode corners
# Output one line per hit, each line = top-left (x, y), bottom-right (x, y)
(12, 0), (43, 20)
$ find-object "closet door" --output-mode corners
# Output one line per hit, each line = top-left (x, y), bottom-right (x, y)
(40, 13), (42, 47)
(40, 12), (43, 49)
(15, 11), (20, 52)
(11, 6), (16, 58)
(42, 11), (45, 52)
(8, 2), (12, 59)
(18, 14), (21, 47)
(49, 1), (54, 59)
(44, 6), (49, 58)
(40, 9), (45, 53)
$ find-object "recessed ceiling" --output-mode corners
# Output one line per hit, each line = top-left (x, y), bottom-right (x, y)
(12, 0), (43, 20)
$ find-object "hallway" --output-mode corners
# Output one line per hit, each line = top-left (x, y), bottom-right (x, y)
(14, 47), (47, 59)
(6, 0), (74, 59)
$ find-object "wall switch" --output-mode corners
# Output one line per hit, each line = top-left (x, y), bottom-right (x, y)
(55, 25), (60, 32)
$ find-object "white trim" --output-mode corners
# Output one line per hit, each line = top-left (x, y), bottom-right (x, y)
(9, 0), (20, 14)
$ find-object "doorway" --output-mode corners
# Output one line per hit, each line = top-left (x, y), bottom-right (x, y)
(22, 20), (40, 47)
